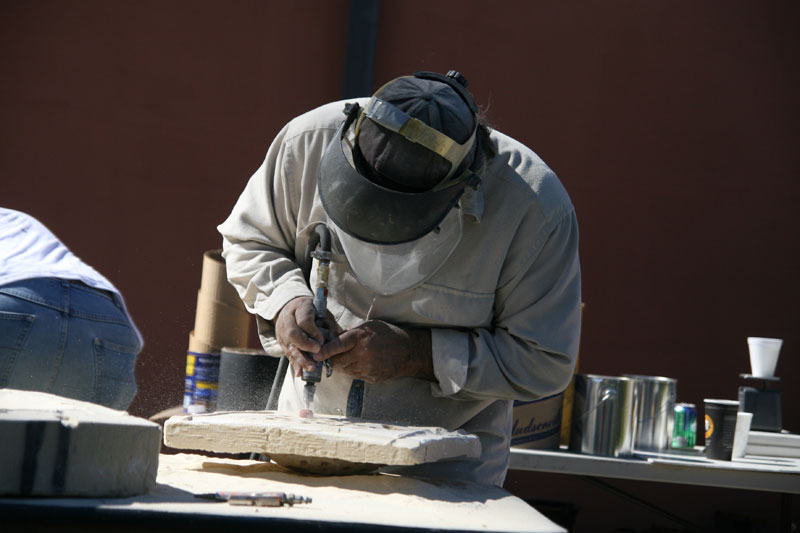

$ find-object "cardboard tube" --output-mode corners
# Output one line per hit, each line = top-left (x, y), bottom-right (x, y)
(200, 249), (246, 310)
(193, 291), (251, 348)
(188, 330), (220, 354)
(560, 358), (577, 446)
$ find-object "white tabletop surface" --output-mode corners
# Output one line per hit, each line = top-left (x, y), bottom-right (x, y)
(3, 453), (566, 533)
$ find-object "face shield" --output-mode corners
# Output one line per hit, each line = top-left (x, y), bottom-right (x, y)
(330, 202), (463, 295)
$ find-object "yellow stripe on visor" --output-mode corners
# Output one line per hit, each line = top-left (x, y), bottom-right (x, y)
(358, 97), (477, 181)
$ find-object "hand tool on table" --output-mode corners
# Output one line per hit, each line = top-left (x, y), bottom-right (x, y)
(195, 491), (312, 506)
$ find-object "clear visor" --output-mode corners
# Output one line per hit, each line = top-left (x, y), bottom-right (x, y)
(331, 204), (463, 296)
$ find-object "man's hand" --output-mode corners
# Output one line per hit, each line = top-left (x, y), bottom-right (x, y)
(313, 320), (434, 383)
(275, 297), (339, 377)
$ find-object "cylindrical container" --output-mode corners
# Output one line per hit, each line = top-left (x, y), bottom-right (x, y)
(570, 374), (636, 457)
(704, 399), (739, 460)
(183, 353), (196, 411)
(193, 381), (218, 412)
(624, 374), (677, 452)
(671, 403), (697, 449)
(747, 337), (782, 378)
(511, 392), (563, 450)
(217, 347), (281, 411)
(184, 351), (220, 414)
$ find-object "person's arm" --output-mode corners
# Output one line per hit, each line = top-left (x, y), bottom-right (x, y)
(218, 119), (344, 375)
(315, 205), (581, 399)
(218, 124), (312, 320)
(431, 207), (582, 401)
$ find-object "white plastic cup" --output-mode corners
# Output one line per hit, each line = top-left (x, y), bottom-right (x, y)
(732, 411), (753, 459)
(747, 337), (783, 378)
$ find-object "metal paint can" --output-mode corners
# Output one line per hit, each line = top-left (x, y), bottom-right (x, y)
(624, 374), (677, 452)
(671, 402), (697, 449)
(570, 374), (637, 457)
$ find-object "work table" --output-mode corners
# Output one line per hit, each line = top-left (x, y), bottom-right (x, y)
(0, 389), (562, 532)
(3, 453), (565, 532)
(508, 446), (800, 532)
(509, 446), (800, 494)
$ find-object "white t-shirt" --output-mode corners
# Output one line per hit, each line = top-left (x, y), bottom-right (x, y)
(0, 207), (117, 293)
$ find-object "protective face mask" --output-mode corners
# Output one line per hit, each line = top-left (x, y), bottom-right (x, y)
(330, 205), (463, 296)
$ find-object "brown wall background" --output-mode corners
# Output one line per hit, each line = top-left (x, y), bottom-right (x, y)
(1, 1), (798, 531)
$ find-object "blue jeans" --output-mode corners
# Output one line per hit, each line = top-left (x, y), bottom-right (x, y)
(0, 278), (142, 410)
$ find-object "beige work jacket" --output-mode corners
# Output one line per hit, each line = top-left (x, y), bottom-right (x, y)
(218, 99), (582, 485)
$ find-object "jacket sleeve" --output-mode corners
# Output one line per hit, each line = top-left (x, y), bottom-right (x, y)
(430, 206), (582, 402)
(217, 124), (315, 322)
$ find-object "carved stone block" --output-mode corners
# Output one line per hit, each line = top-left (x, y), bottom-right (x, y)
(164, 411), (481, 475)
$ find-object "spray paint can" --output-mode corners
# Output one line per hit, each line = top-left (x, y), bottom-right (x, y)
(184, 351), (220, 413)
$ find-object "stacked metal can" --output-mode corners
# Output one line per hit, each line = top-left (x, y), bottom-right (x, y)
(671, 402), (697, 449)
(184, 351), (220, 413)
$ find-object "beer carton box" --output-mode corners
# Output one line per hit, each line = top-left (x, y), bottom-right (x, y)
(511, 392), (563, 450)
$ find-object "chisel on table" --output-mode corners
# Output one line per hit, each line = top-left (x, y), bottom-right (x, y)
(194, 491), (312, 506)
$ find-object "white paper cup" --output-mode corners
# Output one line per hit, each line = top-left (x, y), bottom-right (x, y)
(732, 411), (753, 459)
(747, 337), (783, 378)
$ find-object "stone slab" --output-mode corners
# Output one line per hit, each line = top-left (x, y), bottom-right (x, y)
(0, 389), (162, 497)
(163, 411), (481, 474)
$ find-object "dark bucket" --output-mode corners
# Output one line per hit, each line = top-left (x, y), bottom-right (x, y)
(217, 347), (281, 411)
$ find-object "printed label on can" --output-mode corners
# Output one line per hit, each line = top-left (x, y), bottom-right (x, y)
(184, 351), (220, 413)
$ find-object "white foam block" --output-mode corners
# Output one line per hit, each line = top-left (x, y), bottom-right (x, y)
(748, 430), (800, 448)
(0, 389), (161, 497)
(164, 411), (481, 472)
